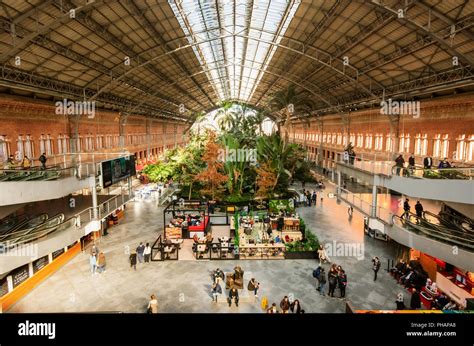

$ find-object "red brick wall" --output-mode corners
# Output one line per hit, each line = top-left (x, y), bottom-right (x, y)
(0, 95), (187, 164)
(291, 94), (474, 165)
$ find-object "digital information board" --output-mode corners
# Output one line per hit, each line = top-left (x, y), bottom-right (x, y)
(101, 155), (136, 188)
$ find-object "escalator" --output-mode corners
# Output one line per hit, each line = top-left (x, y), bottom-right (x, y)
(439, 210), (474, 232)
(392, 213), (474, 252)
(424, 210), (473, 234)
(0, 213), (65, 246)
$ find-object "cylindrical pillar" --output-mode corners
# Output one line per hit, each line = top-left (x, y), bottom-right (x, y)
(91, 177), (98, 219)
(371, 181), (378, 218)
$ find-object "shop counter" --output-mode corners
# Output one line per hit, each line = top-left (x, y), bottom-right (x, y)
(239, 243), (285, 260)
(436, 272), (474, 308)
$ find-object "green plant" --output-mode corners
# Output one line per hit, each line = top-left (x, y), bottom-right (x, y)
(285, 230), (319, 252)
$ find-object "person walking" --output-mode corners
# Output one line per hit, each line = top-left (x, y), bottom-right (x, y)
(408, 154), (415, 175)
(415, 201), (424, 221)
(129, 252), (137, 270)
(147, 294), (158, 313)
(227, 287), (239, 307)
(144, 242), (152, 263)
(89, 253), (97, 275)
(211, 281), (222, 302)
(318, 268), (326, 295)
(97, 252), (106, 273)
(394, 154), (405, 176)
(280, 296), (290, 313)
(312, 191), (317, 206)
(403, 198), (411, 219)
(396, 293), (405, 310)
(423, 156), (433, 169)
(372, 256), (381, 281)
(410, 289), (421, 309)
(136, 242), (145, 264)
(39, 152), (47, 170)
(338, 269), (348, 298)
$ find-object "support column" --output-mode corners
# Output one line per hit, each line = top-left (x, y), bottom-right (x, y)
(91, 177), (98, 220)
(371, 177), (378, 218)
(146, 118), (151, 160)
(388, 114), (400, 160)
(128, 176), (132, 198)
(119, 112), (129, 151)
(337, 170), (341, 197)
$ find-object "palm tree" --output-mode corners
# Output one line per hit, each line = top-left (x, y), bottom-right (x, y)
(268, 84), (315, 143)
(249, 109), (270, 135)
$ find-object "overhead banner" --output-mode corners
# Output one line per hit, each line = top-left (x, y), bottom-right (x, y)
(101, 155), (136, 188)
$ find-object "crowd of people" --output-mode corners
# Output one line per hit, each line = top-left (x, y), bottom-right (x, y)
(313, 263), (348, 298)
(129, 242), (152, 269)
(394, 153), (452, 176)
(3, 152), (48, 170)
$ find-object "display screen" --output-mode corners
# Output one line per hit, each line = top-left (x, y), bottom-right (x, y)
(52, 248), (65, 260)
(0, 276), (8, 297)
(33, 255), (49, 274)
(11, 264), (29, 288)
(101, 155), (136, 188)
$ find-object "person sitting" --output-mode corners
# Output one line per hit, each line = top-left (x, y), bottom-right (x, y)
(193, 233), (199, 243)
(274, 235), (281, 243)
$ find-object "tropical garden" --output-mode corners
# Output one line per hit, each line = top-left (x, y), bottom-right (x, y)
(141, 85), (317, 204)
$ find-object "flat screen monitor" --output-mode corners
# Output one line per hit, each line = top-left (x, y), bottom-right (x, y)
(101, 155), (136, 188)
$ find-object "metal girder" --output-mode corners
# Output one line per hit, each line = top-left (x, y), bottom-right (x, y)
(245, 0), (294, 102)
(236, 0), (254, 101)
(51, 0), (205, 110)
(415, 0), (474, 42)
(254, 0), (346, 105)
(309, 65), (474, 116)
(125, 60), (341, 117)
(88, 32), (383, 105)
(368, 0), (474, 67)
(0, 16), (193, 114)
(124, 0), (215, 106)
(298, 6), (396, 87)
(0, 65), (189, 122)
(0, 0), (103, 64)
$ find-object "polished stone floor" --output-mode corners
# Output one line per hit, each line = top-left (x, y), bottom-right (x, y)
(8, 182), (407, 313)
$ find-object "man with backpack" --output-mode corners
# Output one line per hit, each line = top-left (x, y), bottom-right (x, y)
(316, 267), (326, 295)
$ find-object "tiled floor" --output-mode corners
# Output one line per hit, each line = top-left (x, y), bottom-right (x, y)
(8, 182), (407, 313)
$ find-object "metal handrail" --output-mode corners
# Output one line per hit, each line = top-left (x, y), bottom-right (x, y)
(392, 214), (474, 251)
(391, 166), (473, 180)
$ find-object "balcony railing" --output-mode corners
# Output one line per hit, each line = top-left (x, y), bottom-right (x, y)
(76, 193), (131, 227)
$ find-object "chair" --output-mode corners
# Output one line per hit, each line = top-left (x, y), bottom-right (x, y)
(221, 242), (229, 258)
(197, 244), (206, 259)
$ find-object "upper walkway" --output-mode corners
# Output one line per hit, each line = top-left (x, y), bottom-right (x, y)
(334, 152), (474, 205)
(0, 152), (130, 206)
